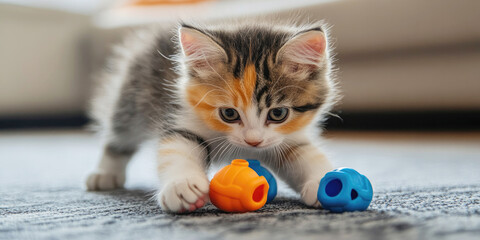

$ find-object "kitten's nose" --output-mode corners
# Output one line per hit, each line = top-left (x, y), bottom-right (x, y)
(245, 140), (262, 147)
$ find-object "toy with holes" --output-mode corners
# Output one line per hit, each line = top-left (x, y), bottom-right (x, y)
(246, 159), (277, 204)
(209, 159), (269, 212)
(317, 168), (373, 213)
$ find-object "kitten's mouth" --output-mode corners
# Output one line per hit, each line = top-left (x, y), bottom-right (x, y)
(231, 139), (281, 150)
(246, 144), (269, 149)
(227, 136), (283, 150)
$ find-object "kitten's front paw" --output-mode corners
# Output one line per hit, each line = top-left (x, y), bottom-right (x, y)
(86, 171), (125, 191)
(301, 180), (321, 208)
(157, 175), (210, 213)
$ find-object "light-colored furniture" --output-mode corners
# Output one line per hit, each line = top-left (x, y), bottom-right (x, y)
(0, 4), (91, 117)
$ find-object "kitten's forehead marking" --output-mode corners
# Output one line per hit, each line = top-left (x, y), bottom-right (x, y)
(230, 64), (257, 112)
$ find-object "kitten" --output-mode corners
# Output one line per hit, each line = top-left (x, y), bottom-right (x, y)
(86, 20), (339, 213)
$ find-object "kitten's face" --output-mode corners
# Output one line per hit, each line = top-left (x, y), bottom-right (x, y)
(179, 24), (333, 149)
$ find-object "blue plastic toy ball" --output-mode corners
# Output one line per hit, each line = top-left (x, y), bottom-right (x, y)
(317, 168), (373, 213)
(247, 159), (277, 203)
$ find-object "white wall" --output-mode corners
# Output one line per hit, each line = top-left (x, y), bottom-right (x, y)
(0, 4), (91, 116)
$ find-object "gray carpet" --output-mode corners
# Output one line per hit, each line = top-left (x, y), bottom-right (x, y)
(1, 130), (480, 240)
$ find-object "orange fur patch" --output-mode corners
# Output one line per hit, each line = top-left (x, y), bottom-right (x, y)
(242, 64), (257, 109)
(185, 64), (257, 132)
(276, 112), (315, 134)
(227, 64), (257, 112)
(186, 84), (232, 132)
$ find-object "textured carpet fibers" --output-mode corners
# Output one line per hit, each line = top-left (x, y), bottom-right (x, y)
(1, 130), (480, 240)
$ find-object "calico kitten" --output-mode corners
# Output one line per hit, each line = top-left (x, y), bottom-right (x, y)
(86, 20), (339, 213)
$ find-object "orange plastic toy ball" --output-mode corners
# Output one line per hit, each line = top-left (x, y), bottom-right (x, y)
(209, 159), (269, 212)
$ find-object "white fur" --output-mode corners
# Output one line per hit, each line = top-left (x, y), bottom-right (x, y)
(86, 151), (129, 190)
(156, 136), (210, 212)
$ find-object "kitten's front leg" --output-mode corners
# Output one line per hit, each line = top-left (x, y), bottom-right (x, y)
(276, 143), (333, 207)
(156, 130), (210, 213)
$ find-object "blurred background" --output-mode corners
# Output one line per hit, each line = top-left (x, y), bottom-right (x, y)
(1, 0), (479, 130)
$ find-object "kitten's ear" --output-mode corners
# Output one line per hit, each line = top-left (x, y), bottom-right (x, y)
(276, 29), (327, 71)
(178, 27), (227, 72)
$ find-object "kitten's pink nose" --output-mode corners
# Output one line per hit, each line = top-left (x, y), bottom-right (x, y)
(245, 140), (262, 147)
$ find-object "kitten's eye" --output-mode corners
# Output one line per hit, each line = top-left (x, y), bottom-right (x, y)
(219, 108), (240, 123)
(267, 108), (289, 123)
